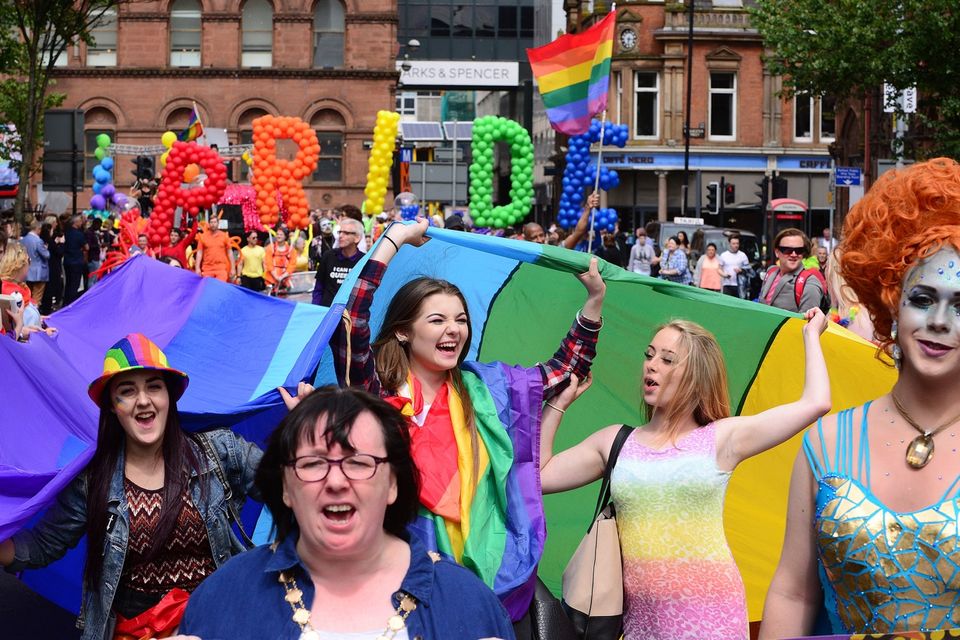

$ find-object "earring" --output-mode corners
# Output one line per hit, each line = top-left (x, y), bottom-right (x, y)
(891, 320), (901, 369)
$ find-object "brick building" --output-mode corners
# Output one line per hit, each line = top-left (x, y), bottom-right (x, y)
(561, 0), (836, 241)
(43, 0), (398, 210)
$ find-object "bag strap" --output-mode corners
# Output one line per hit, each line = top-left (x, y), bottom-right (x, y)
(192, 431), (255, 548)
(590, 424), (635, 523)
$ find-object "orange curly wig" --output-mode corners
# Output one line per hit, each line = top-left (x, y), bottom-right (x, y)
(840, 157), (960, 359)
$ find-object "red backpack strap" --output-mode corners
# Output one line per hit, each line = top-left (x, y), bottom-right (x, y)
(794, 269), (827, 307)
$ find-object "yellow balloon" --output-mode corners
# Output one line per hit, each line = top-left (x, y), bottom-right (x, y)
(160, 150), (170, 166)
(161, 131), (177, 148)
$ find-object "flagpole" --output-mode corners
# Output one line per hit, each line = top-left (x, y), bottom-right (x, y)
(588, 110), (607, 254)
(193, 101), (205, 143)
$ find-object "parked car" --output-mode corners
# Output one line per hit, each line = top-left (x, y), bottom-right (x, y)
(689, 226), (763, 299)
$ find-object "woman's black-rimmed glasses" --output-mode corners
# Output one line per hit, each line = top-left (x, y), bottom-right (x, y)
(287, 454), (390, 482)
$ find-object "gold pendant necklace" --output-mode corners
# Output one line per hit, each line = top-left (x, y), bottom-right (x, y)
(278, 569), (417, 640)
(891, 392), (960, 469)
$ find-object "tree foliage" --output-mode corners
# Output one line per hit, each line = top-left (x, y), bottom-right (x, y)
(0, 0), (124, 224)
(751, 0), (960, 157)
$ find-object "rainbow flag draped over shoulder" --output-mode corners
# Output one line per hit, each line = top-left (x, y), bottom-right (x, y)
(177, 105), (203, 142)
(527, 11), (616, 135)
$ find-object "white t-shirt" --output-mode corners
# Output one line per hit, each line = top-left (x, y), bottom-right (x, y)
(719, 250), (750, 287)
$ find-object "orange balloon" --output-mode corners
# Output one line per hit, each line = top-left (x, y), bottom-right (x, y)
(183, 163), (200, 183)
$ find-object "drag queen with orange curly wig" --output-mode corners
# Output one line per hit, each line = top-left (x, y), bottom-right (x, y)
(761, 158), (960, 637)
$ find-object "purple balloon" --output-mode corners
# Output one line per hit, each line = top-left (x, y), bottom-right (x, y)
(112, 192), (126, 206)
(89, 194), (106, 210)
(101, 183), (116, 198)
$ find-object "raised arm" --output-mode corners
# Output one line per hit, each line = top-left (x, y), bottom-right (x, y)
(179, 219), (199, 251)
(715, 308), (830, 471)
(330, 220), (429, 391)
(539, 257), (605, 399)
(758, 447), (822, 639)
(562, 192), (600, 250)
(539, 373), (621, 493)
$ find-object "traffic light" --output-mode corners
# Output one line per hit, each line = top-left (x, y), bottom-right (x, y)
(772, 175), (788, 199)
(132, 155), (154, 181)
(706, 181), (720, 215)
(724, 181), (736, 205)
(755, 175), (770, 210)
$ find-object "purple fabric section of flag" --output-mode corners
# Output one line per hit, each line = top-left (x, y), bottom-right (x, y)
(545, 77), (612, 135)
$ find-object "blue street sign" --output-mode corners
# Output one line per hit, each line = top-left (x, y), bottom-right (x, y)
(400, 147), (413, 163)
(835, 166), (861, 187)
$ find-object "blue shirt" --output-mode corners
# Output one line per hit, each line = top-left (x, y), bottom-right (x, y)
(180, 532), (516, 640)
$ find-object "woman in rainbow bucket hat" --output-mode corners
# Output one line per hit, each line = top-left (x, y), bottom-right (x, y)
(0, 333), (291, 640)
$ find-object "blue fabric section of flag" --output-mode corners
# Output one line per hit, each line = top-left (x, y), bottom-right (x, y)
(250, 302), (333, 400)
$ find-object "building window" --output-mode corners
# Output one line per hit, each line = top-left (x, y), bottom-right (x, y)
(313, 132), (343, 182)
(708, 71), (736, 140)
(85, 129), (115, 181)
(41, 42), (68, 67)
(794, 94), (814, 142)
(170, 0), (201, 67)
(634, 72), (660, 139)
(87, 8), (117, 66)
(242, 0), (272, 68)
(396, 91), (416, 117)
(820, 95), (837, 142)
(613, 71), (622, 125)
(313, 0), (345, 68)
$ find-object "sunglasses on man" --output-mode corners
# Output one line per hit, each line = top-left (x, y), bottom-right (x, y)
(777, 245), (806, 256)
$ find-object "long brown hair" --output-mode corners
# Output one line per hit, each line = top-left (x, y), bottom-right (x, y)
(643, 320), (731, 446)
(372, 278), (479, 473)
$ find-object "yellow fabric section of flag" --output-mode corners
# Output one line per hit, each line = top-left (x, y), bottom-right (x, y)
(442, 383), (490, 563)
(535, 39), (614, 94)
(725, 318), (896, 620)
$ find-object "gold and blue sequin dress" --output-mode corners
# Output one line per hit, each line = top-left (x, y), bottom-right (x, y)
(804, 402), (960, 634)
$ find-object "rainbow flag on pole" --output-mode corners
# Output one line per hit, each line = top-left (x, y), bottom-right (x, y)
(526, 12), (616, 135)
(177, 104), (204, 142)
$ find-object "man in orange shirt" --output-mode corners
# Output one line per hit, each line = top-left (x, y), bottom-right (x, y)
(194, 212), (234, 282)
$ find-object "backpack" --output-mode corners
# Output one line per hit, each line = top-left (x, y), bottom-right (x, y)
(765, 266), (831, 313)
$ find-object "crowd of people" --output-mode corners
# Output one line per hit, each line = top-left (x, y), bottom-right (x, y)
(2, 159), (960, 640)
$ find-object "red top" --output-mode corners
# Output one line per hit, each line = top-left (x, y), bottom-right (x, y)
(158, 221), (198, 268)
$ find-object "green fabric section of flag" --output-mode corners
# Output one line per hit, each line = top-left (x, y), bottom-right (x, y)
(539, 58), (613, 109)
(477, 256), (785, 594)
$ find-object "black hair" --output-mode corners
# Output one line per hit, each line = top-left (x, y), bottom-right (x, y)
(706, 242), (717, 250)
(255, 386), (420, 543)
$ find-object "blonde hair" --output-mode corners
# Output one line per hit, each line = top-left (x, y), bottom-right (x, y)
(643, 319), (731, 446)
(0, 241), (29, 282)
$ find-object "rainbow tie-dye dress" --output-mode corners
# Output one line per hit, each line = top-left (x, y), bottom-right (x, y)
(611, 422), (749, 640)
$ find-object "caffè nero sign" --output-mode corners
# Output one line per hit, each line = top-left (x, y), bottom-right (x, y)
(397, 60), (520, 88)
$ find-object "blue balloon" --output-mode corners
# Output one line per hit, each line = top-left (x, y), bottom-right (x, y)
(92, 182), (102, 194)
(100, 157), (114, 171)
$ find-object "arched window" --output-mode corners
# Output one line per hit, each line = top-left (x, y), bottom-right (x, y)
(84, 107), (118, 183)
(242, 0), (272, 68)
(313, 0), (344, 69)
(170, 0), (202, 67)
(311, 109), (345, 183)
(87, 8), (117, 66)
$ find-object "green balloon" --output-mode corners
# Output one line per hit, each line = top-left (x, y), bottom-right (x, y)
(94, 147), (105, 161)
(96, 133), (111, 149)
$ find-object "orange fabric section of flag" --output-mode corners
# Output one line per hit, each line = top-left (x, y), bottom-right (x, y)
(526, 12), (616, 135)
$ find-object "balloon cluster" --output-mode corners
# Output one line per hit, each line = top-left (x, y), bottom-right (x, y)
(363, 111), (401, 216)
(88, 134), (128, 217)
(469, 116), (534, 229)
(557, 120), (629, 229)
(145, 142), (227, 247)
(159, 130), (178, 167)
(590, 207), (619, 233)
(251, 115), (319, 229)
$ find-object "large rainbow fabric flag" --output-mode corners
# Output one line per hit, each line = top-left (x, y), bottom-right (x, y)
(527, 11), (616, 135)
(177, 106), (203, 142)
(1, 230), (895, 624)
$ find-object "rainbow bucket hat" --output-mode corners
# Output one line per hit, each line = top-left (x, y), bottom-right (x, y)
(87, 333), (189, 404)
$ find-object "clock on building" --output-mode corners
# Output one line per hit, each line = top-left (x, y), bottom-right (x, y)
(619, 28), (637, 51)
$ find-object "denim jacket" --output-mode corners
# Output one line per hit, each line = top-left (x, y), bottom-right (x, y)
(8, 429), (263, 640)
